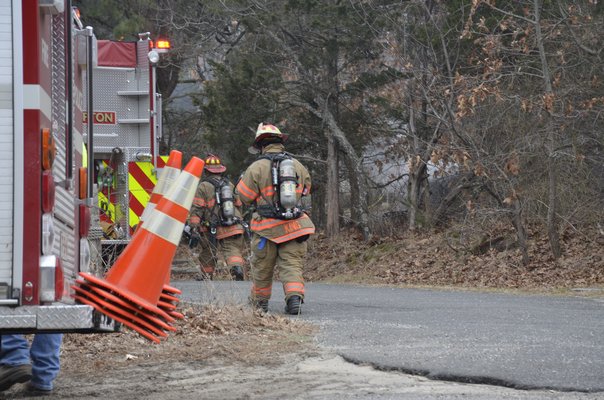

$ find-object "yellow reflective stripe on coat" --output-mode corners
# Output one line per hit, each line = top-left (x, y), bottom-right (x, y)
(216, 225), (245, 240)
(271, 227), (315, 244)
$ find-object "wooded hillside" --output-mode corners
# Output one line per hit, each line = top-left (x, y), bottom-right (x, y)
(76, 0), (603, 266)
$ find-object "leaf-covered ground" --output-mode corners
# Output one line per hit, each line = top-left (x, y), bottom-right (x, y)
(305, 226), (604, 292)
(60, 304), (316, 375)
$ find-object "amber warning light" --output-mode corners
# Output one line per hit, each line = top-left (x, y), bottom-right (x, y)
(152, 39), (171, 53)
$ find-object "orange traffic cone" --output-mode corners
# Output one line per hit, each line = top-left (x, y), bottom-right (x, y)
(73, 157), (204, 342)
(137, 150), (186, 317)
(139, 150), (182, 225)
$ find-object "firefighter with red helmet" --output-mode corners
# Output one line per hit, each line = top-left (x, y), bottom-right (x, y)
(189, 154), (245, 281)
(236, 123), (315, 314)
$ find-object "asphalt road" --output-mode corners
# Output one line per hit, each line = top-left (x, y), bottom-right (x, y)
(174, 280), (604, 394)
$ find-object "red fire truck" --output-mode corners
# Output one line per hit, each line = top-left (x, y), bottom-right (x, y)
(0, 1), (118, 333)
(87, 33), (170, 267)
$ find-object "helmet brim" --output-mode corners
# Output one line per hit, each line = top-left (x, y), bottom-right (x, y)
(204, 165), (226, 173)
(253, 132), (289, 145)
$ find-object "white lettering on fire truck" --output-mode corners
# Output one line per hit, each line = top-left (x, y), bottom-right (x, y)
(83, 111), (117, 125)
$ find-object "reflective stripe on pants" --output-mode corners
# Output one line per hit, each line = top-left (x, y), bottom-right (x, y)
(249, 234), (307, 301)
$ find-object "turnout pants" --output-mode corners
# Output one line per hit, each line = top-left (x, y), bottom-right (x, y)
(198, 233), (244, 276)
(249, 233), (307, 302)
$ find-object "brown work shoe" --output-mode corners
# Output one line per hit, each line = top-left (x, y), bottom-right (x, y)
(23, 382), (53, 396)
(0, 364), (32, 392)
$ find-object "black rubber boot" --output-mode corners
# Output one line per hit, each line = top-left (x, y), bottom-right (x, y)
(230, 266), (244, 281)
(285, 295), (302, 315)
(196, 272), (213, 281)
(250, 298), (268, 313)
(249, 296), (269, 312)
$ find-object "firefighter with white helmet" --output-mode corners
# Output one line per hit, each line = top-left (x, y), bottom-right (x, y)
(236, 123), (315, 314)
(188, 154), (246, 280)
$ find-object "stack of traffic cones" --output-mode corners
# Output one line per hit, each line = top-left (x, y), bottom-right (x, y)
(139, 150), (186, 320)
(72, 157), (204, 343)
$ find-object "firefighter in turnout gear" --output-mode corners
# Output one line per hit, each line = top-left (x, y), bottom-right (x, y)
(189, 154), (246, 281)
(237, 123), (315, 314)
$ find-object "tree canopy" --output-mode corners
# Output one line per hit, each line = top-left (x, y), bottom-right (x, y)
(76, 0), (604, 259)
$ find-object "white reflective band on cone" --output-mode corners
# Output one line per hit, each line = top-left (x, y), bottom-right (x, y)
(164, 171), (199, 209)
(144, 212), (185, 246)
(155, 166), (180, 196)
(140, 203), (156, 225)
(140, 166), (181, 224)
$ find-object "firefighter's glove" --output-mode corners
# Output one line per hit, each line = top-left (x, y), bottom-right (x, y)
(188, 224), (202, 249)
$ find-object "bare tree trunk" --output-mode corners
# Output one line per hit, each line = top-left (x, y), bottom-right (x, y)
(326, 131), (339, 237)
(546, 136), (561, 258)
(512, 198), (530, 265)
(325, 31), (341, 238)
(291, 95), (371, 240)
(483, 184), (530, 265)
(407, 170), (422, 231)
(407, 82), (421, 231)
(534, 0), (562, 258)
(344, 156), (360, 224)
(317, 98), (371, 241)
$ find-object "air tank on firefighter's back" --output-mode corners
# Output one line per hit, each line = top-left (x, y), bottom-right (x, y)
(279, 158), (297, 212)
(220, 184), (235, 223)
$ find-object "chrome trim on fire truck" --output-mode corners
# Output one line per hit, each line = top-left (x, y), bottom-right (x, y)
(117, 90), (148, 96)
(95, 67), (135, 72)
(10, 0), (24, 292)
(118, 119), (149, 124)
(0, 304), (118, 332)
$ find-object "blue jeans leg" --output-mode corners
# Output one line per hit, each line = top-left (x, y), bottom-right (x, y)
(0, 335), (31, 367)
(29, 334), (62, 391)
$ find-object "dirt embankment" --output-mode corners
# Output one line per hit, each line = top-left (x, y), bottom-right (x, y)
(305, 226), (604, 292)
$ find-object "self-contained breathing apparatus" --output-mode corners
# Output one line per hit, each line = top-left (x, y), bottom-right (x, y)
(207, 176), (246, 237)
(257, 153), (303, 220)
(213, 178), (236, 226)
(187, 177), (248, 249)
